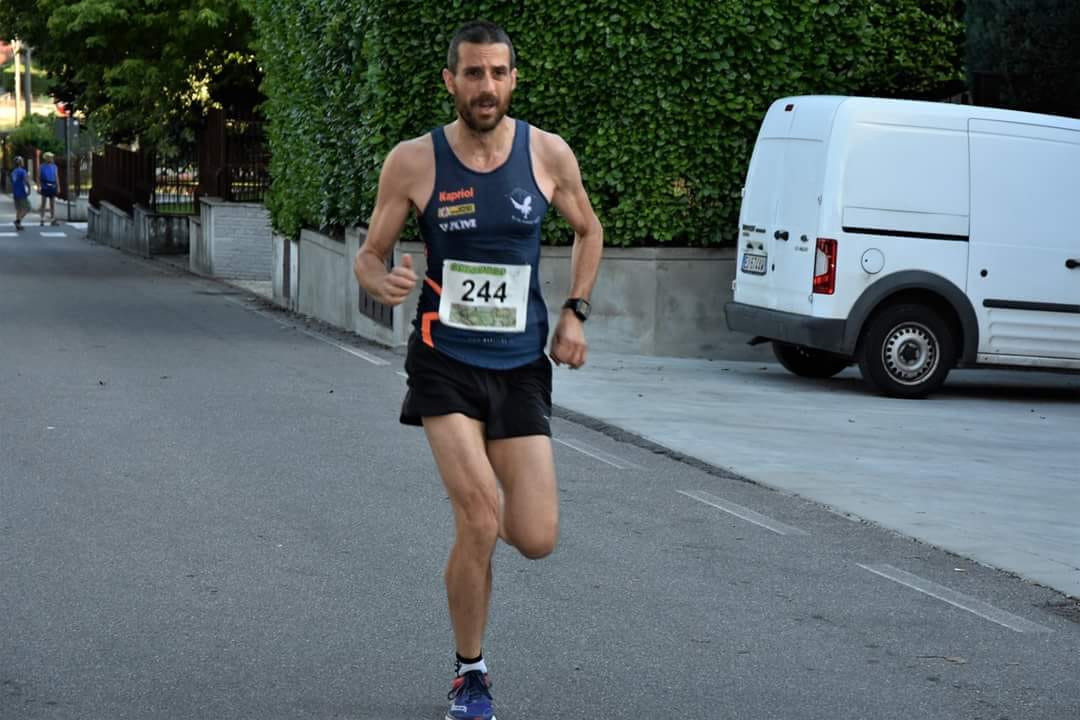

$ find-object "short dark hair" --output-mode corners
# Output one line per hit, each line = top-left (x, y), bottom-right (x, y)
(447, 21), (516, 73)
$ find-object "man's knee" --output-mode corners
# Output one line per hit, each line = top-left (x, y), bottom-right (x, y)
(455, 491), (500, 547)
(510, 526), (558, 560)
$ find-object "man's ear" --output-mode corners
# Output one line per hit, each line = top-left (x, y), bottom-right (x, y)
(442, 68), (456, 96)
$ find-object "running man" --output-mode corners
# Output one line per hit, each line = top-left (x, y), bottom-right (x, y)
(353, 20), (603, 720)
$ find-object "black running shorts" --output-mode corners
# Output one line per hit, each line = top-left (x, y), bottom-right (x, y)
(399, 333), (552, 439)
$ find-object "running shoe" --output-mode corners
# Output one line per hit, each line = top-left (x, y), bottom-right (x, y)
(445, 670), (495, 720)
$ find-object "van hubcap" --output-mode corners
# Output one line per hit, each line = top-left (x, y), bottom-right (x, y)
(883, 323), (938, 385)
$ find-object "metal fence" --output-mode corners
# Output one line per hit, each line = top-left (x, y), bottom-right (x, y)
(199, 108), (270, 203)
(57, 153), (93, 200)
(149, 154), (199, 215)
(89, 145), (153, 213)
(360, 287), (394, 328)
(88, 145), (201, 215)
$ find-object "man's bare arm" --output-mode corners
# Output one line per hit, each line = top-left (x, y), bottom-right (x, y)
(545, 133), (603, 368)
(548, 135), (603, 301)
(354, 144), (420, 305)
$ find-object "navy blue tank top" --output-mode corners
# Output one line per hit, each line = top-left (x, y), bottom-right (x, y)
(414, 119), (550, 369)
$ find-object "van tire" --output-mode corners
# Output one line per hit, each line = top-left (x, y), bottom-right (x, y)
(857, 304), (955, 399)
(772, 342), (850, 379)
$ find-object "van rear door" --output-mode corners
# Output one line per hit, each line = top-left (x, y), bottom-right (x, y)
(737, 99), (832, 315)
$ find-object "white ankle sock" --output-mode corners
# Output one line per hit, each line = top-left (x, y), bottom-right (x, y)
(457, 658), (488, 676)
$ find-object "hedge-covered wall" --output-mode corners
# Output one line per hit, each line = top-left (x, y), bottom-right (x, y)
(251, 1), (962, 245)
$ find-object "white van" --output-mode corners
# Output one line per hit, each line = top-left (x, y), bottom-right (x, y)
(725, 96), (1080, 398)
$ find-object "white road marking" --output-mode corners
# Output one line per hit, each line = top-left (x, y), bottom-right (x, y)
(858, 563), (1053, 634)
(223, 296), (389, 366)
(553, 436), (640, 470)
(0, 232), (17, 237)
(396, 371), (408, 379)
(678, 489), (809, 536)
(41, 232), (67, 237)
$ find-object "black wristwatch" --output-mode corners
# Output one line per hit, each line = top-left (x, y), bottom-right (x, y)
(562, 297), (591, 322)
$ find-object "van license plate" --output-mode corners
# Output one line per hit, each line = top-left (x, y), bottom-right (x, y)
(741, 253), (767, 275)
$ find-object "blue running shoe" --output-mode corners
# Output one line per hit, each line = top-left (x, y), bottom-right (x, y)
(445, 670), (495, 720)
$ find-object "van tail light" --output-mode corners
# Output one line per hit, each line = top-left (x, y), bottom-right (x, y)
(813, 238), (838, 295)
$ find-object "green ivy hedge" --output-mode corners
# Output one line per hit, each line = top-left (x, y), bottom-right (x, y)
(250, 0), (962, 245)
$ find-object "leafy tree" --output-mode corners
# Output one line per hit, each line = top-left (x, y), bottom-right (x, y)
(0, 0), (261, 150)
(7, 112), (64, 155)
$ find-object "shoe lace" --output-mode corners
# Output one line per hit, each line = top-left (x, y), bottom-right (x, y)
(447, 670), (493, 702)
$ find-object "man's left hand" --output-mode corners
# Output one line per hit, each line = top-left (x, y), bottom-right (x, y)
(549, 311), (587, 369)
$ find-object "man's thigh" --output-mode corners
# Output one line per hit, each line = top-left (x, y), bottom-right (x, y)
(486, 435), (558, 556)
(423, 413), (500, 521)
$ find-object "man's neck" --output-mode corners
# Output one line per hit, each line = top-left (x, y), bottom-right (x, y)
(446, 117), (515, 170)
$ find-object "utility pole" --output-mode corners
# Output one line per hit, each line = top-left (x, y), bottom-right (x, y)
(23, 45), (32, 120)
(13, 40), (22, 125)
(65, 111), (72, 221)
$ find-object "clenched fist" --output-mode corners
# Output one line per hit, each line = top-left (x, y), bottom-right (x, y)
(549, 311), (588, 369)
(379, 253), (418, 306)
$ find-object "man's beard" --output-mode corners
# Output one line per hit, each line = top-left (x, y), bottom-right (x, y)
(457, 93), (509, 133)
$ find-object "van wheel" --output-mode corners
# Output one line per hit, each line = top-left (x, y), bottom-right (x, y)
(772, 342), (850, 379)
(857, 304), (955, 399)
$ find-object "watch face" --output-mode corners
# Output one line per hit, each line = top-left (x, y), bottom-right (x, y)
(566, 298), (590, 320)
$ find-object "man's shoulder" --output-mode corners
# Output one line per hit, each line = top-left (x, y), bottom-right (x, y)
(527, 124), (575, 167)
(388, 133), (434, 169)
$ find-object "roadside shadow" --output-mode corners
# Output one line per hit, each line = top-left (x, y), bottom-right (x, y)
(936, 379), (1080, 403)
(749, 367), (1080, 404)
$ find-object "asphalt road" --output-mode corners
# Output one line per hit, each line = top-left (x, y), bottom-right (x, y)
(2, 226), (1079, 719)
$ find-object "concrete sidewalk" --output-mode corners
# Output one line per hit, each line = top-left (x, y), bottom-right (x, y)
(552, 354), (1080, 599)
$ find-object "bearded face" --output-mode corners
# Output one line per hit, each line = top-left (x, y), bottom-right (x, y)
(445, 42), (516, 133)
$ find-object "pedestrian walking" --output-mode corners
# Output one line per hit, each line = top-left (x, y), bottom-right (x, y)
(38, 151), (60, 225)
(10, 156), (31, 230)
(353, 20), (603, 720)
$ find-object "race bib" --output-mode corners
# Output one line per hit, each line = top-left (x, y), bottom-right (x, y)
(438, 259), (530, 333)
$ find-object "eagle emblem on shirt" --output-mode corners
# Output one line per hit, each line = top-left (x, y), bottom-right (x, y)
(509, 188), (537, 223)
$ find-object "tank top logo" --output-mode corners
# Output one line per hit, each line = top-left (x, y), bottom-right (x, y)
(439, 218), (478, 232)
(509, 188), (541, 225)
(439, 187), (475, 202)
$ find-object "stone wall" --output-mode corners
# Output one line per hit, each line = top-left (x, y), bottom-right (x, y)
(90, 201), (137, 255)
(291, 229), (765, 361)
(190, 198), (273, 280)
(134, 206), (189, 256)
(88, 202), (190, 259)
(297, 229), (349, 329)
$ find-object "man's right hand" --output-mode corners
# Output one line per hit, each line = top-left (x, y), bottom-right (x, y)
(378, 253), (418, 305)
